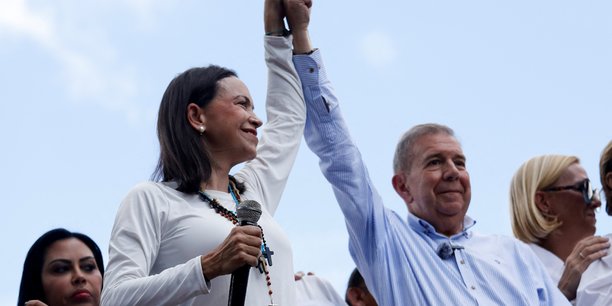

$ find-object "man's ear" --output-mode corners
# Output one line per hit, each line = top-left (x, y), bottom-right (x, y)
(605, 172), (612, 191)
(187, 103), (206, 133)
(392, 172), (413, 204)
(534, 191), (552, 215)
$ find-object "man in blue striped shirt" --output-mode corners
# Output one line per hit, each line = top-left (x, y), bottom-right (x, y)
(284, 0), (571, 304)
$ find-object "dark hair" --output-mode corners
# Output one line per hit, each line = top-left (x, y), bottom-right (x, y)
(17, 228), (104, 306)
(152, 65), (245, 193)
(345, 268), (367, 306)
(600, 140), (612, 214)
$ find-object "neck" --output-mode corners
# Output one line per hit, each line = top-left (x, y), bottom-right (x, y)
(200, 166), (231, 192)
(437, 224), (463, 237)
(540, 229), (592, 261)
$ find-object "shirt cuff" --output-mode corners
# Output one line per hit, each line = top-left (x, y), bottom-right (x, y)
(194, 256), (211, 294)
(292, 49), (325, 87)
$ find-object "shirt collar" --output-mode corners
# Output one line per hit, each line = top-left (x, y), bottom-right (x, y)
(407, 212), (476, 240)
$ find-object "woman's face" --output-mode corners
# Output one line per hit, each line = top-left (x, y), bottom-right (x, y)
(544, 163), (601, 235)
(202, 76), (262, 166)
(41, 238), (102, 306)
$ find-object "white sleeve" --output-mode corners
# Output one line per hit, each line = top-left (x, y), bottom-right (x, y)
(101, 183), (209, 306)
(294, 275), (347, 306)
(575, 235), (612, 306)
(235, 35), (305, 215)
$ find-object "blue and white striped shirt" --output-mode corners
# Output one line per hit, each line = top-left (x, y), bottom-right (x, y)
(293, 51), (570, 306)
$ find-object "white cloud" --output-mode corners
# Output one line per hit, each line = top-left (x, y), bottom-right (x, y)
(0, 0), (160, 126)
(359, 30), (399, 69)
(0, 0), (56, 45)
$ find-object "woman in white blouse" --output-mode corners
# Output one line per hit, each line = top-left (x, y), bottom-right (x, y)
(509, 154), (609, 303)
(101, 0), (313, 305)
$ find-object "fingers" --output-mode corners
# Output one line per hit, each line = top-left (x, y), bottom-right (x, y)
(294, 270), (316, 280)
(25, 301), (48, 306)
(284, 0), (311, 32)
(229, 226), (264, 265)
(201, 226), (263, 280)
(575, 236), (610, 262)
(558, 236), (609, 300)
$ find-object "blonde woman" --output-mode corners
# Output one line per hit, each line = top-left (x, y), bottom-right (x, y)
(510, 154), (609, 303)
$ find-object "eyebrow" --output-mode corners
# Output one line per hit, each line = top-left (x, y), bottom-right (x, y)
(423, 152), (466, 162)
(47, 256), (96, 265)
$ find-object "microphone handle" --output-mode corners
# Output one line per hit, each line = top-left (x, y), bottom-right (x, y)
(228, 265), (250, 306)
(228, 220), (257, 306)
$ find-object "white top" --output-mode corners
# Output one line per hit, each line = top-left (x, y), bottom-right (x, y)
(528, 243), (564, 285)
(101, 35), (305, 306)
(576, 233), (612, 306)
(294, 275), (347, 306)
(530, 239), (612, 306)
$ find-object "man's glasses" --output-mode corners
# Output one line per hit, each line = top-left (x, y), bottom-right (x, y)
(541, 178), (600, 205)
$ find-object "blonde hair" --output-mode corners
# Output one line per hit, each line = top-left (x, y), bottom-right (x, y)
(600, 141), (612, 201)
(509, 155), (579, 243)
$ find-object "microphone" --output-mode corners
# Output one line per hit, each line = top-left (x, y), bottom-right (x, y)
(228, 200), (262, 306)
(436, 242), (464, 260)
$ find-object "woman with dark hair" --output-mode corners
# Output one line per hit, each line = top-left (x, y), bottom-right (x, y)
(101, 1), (312, 305)
(18, 228), (104, 306)
(345, 268), (377, 306)
(601, 140), (612, 214)
(573, 140), (612, 305)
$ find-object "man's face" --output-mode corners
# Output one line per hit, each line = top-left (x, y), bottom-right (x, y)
(394, 133), (471, 236)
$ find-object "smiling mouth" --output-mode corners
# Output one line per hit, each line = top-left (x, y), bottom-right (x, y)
(242, 128), (257, 136)
(439, 190), (462, 194)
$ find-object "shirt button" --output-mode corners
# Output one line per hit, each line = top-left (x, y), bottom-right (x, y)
(471, 285), (476, 290)
(460, 260), (465, 264)
(308, 68), (315, 73)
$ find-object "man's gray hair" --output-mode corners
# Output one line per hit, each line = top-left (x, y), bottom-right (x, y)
(392, 123), (456, 174)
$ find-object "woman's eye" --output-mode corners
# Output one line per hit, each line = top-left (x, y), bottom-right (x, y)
(51, 265), (70, 274)
(82, 263), (97, 272)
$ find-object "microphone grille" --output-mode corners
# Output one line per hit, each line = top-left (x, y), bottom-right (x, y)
(236, 200), (262, 224)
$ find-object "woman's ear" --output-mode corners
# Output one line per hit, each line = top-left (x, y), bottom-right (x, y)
(187, 103), (206, 133)
(534, 191), (551, 215)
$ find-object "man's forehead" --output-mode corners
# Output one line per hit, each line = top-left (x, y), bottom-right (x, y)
(414, 134), (464, 157)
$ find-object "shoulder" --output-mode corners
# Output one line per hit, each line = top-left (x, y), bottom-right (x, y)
(469, 232), (534, 255)
(118, 181), (176, 213)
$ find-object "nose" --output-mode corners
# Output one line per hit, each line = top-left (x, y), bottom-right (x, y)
(590, 189), (602, 208)
(249, 115), (262, 128)
(443, 161), (460, 181)
(71, 269), (86, 286)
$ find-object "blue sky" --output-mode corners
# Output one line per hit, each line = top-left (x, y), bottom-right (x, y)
(1, 0), (611, 303)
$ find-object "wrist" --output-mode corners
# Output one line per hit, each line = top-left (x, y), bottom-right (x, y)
(264, 6), (285, 34)
(291, 30), (313, 54)
(293, 48), (316, 55)
(201, 253), (218, 281)
(265, 28), (291, 37)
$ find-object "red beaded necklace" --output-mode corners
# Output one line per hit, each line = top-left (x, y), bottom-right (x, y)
(198, 181), (277, 306)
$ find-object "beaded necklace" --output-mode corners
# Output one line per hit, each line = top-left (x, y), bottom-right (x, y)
(198, 181), (277, 306)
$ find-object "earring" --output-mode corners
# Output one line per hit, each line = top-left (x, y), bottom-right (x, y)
(199, 126), (205, 135)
